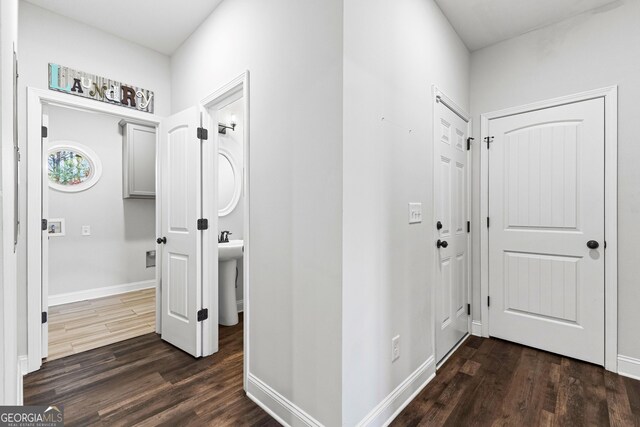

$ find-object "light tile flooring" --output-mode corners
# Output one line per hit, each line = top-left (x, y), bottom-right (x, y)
(48, 288), (156, 361)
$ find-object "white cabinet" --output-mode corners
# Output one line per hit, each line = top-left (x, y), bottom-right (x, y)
(120, 121), (156, 199)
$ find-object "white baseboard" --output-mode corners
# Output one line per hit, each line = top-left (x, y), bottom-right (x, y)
(247, 373), (323, 427)
(17, 355), (28, 405)
(357, 355), (436, 427)
(471, 321), (482, 337)
(237, 299), (244, 313)
(48, 280), (156, 306)
(618, 355), (640, 381)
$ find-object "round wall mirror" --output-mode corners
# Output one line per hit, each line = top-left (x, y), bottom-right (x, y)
(218, 148), (241, 216)
(47, 142), (102, 192)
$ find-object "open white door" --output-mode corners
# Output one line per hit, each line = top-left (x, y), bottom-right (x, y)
(41, 106), (49, 359)
(159, 106), (206, 357)
(434, 96), (470, 364)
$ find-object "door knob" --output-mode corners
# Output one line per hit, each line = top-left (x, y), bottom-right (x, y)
(587, 240), (599, 249)
(156, 237), (167, 244)
(437, 239), (448, 249)
(436, 221), (443, 230)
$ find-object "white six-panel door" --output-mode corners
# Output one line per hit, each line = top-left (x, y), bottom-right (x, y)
(488, 98), (605, 365)
(435, 99), (470, 363)
(159, 106), (204, 357)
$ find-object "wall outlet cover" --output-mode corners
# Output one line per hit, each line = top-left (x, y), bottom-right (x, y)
(392, 335), (400, 362)
(81, 225), (91, 236)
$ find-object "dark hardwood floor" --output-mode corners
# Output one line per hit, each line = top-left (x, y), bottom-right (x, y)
(25, 324), (640, 426)
(24, 314), (278, 426)
(393, 335), (640, 427)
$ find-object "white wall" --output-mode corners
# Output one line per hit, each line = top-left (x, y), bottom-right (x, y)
(342, 0), (469, 424)
(470, 0), (640, 361)
(171, 0), (343, 424)
(0, 0), (19, 405)
(217, 98), (244, 305)
(17, 2), (170, 354)
(46, 106), (155, 298)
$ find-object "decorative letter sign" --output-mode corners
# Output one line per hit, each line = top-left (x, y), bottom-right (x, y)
(48, 64), (154, 113)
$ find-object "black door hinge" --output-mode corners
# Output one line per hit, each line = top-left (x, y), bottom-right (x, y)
(197, 218), (209, 230)
(486, 217), (490, 228)
(485, 136), (494, 149)
(197, 127), (208, 140)
(467, 137), (474, 151)
(197, 308), (208, 322)
(467, 221), (471, 233)
(467, 303), (471, 316)
(41, 219), (48, 231)
(487, 296), (491, 307)
(41, 126), (48, 138)
(42, 312), (48, 324)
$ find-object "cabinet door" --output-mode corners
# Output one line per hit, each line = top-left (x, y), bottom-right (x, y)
(123, 123), (156, 198)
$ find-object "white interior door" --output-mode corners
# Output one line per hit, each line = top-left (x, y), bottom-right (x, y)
(488, 98), (605, 365)
(41, 106), (49, 359)
(159, 106), (205, 357)
(434, 100), (470, 363)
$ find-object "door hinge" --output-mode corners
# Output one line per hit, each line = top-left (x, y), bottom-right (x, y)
(604, 241), (607, 249)
(41, 126), (48, 138)
(41, 219), (48, 231)
(197, 218), (209, 230)
(467, 137), (474, 151)
(467, 303), (471, 316)
(486, 217), (490, 228)
(485, 136), (494, 149)
(42, 312), (48, 324)
(487, 296), (490, 307)
(197, 308), (209, 322)
(197, 127), (208, 140)
(467, 221), (471, 233)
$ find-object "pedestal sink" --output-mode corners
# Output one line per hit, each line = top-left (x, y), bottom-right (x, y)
(219, 240), (243, 326)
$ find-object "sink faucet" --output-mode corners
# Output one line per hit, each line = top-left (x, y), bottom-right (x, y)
(219, 231), (232, 243)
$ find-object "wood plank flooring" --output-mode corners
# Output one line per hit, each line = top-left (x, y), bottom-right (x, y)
(26, 326), (640, 426)
(392, 335), (640, 427)
(25, 314), (278, 426)
(48, 288), (156, 360)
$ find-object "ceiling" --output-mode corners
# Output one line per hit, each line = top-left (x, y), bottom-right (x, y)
(434, 0), (622, 51)
(23, 0), (224, 55)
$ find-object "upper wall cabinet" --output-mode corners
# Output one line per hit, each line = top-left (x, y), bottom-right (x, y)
(120, 121), (156, 199)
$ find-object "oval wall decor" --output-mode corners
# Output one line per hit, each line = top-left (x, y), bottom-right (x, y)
(47, 142), (102, 192)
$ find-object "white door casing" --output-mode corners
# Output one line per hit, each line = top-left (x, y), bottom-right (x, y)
(434, 90), (471, 364)
(159, 106), (205, 357)
(41, 106), (49, 359)
(487, 98), (605, 365)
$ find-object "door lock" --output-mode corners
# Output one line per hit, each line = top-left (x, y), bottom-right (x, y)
(436, 221), (443, 230)
(586, 240), (599, 249)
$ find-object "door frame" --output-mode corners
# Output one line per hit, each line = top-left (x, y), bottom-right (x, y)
(26, 87), (162, 373)
(479, 86), (618, 372)
(200, 71), (250, 389)
(431, 86), (472, 367)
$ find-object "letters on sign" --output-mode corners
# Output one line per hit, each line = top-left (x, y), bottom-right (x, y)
(48, 64), (154, 113)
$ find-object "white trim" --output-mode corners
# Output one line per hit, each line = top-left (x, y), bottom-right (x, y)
(48, 280), (155, 306)
(479, 86), (618, 371)
(27, 87), (162, 373)
(236, 299), (244, 313)
(618, 355), (640, 381)
(17, 356), (28, 405)
(200, 71), (250, 389)
(357, 356), (436, 427)
(471, 321), (482, 337)
(431, 85), (473, 363)
(247, 373), (323, 427)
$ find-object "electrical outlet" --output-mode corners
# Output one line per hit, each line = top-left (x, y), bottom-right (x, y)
(81, 225), (91, 236)
(392, 335), (400, 362)
(408, 203), (422, 224)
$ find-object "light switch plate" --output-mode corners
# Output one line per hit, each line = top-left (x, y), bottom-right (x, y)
(81, 225), (91, 236)
(408, 203), (422, 224)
